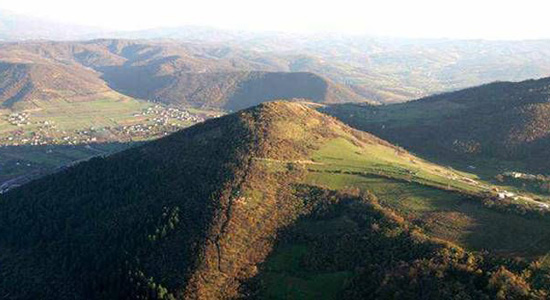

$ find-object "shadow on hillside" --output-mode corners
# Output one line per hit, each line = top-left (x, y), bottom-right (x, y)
(406, 150), (530, 183)
(0, 142), (138, 192)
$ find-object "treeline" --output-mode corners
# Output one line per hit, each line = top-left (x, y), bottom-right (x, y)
(248, 186), (550, 299)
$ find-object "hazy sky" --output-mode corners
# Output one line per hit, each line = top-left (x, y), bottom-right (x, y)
(2, 0), (550, 39)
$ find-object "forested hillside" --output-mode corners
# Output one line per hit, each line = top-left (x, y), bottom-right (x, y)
(324, 77), (550, 173)
(1, 102), (549, 299)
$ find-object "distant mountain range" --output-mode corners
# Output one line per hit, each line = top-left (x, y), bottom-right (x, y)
(2, 102), (549, 299)
(3, 11), (550, 103)
(0, 39), (366, 110)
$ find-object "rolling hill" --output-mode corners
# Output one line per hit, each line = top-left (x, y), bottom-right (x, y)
(0, 61), (113, 109)
(147, 71), (365, 111)
(1, 102), (549, 299)
(102, 28), (550, 103)
(5, 36), (550, 108)
(0, 40), (367, 111)
(5, 12), (550, 104)
(324, 77), (550, 174)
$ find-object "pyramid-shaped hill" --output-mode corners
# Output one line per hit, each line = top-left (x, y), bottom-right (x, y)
(1, 101), (550, 299)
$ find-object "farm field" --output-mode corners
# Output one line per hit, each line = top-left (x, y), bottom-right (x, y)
(28, 97), (152, 130)
(288, 137), (550, 257)
(0, 143), (136, 191)
(0, 95), (222, 188)
(306, 137), (483, 193)
(0, 94), (151, 133)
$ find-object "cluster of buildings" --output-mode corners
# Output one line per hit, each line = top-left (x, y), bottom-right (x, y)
(116, 123), (181, 138)
(114, 106), (207, 138)
(1, 106), (208, 146)
(494, 189), (550, 210)
(497, 190), (518, 200)
(136, 105), (204, 124)
(7, 112), (31, 126)
(502, 171), (546, 181)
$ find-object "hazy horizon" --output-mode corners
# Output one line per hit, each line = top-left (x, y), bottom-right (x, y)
(2, 0), (550, 40)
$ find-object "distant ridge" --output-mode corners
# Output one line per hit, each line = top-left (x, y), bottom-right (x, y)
(0, 61), (111, 109)
(5, 13), (550, 104)
(0, 40), (368, 110)
(147, 71), (366, 110)
(325, 76), (550, 172)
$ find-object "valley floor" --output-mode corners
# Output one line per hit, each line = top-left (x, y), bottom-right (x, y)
(0, 96), (223, 190)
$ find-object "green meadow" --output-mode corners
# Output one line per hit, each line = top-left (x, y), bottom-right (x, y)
(298, 137), (550, 258)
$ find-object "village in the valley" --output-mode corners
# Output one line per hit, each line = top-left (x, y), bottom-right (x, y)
(0, 105), (223, 194)
(0, 105), (215, 146)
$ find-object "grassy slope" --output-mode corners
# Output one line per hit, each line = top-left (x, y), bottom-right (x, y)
(297, 137), (550, 258)
(0, 93), (152, 134)
(251, 107), (550, 298)
(255, 185), (550, 299)
(323, 77), (550, 175)
(28, 95), (151, 130)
